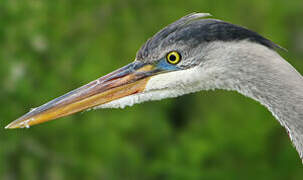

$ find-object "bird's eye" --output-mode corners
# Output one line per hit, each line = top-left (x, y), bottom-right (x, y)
(166, 51), (181, 65)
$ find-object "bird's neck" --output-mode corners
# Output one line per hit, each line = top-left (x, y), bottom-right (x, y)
(235, 57), (303, 160)
(203, 41), (303, 159)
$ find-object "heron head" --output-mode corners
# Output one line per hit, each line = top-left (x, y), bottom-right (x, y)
(6, 13), (278, 129)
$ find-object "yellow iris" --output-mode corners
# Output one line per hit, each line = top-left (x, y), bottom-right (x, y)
(166, 51), (181, 64)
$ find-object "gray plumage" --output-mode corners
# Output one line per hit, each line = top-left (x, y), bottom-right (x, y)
(137, 13), (280, 62)
(136, 13), (303, 160)
(8, 12), (302, 162)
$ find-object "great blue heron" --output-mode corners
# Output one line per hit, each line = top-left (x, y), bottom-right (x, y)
(5, 13), (303, 161)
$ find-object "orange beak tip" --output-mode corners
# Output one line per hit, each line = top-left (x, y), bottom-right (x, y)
(5, 122), (18, 129)
(5, 117), (35, 129)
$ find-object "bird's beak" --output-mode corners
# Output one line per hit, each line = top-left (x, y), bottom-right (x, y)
(5, 61), (158, 129)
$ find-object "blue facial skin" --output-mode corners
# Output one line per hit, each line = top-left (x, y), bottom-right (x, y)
(156, 59), (180, 71)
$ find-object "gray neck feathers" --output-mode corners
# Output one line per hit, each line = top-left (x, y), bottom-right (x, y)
(201, 40), (303, 159)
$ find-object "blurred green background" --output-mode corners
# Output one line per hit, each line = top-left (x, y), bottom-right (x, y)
(1, 0), (303, 179)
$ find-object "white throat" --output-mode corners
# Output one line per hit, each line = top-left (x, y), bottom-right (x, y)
(97, 66), (208, 109)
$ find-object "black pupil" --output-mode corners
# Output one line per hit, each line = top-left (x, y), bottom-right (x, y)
(169, 55), (176, 61)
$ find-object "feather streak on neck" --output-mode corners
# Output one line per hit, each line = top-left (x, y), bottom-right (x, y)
(206, 41), (303, 160)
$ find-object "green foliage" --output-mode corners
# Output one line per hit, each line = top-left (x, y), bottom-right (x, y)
(1, 0), (303, 179)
